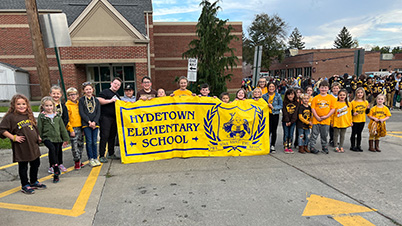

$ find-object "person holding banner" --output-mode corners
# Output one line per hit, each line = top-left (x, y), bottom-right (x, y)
(262, 82), (283, 153)
(97, 77), (122, 163)
(136, 76), (158, 101)
(172, 76), (193, 96)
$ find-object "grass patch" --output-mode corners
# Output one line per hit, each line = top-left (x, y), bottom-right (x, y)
(0, 106), (40, 113)
(0, 138), (11, 149)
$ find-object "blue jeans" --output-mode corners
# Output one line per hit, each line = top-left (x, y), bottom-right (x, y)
(298, 128), (310, 146)
(83, 127), (98, 160)
(282, 122), (296, 145)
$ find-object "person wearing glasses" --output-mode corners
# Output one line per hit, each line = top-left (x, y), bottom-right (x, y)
(136, 76), (158, 101)
(97, 77), (122, 163)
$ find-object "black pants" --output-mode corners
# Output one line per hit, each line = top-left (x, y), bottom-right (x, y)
(99, 116), (117, 157)
(44, 140), (62, 166)
(329, 126), (334, 143)
(269, 113), (279, 147)
(18, 157), (40, 187)
(350, 122), (365, 147)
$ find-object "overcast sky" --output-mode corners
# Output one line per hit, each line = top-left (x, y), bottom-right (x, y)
(152, 0), (402, 50)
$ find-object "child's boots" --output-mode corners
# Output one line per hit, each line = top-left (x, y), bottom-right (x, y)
(368, 140), (375, 152)
(375, 140), (381, 152)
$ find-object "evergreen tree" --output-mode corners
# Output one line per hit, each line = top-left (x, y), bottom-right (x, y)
(288, 27), (305, 49)
(392, 46), (402, 54)
(244, 13), (287, 70)
(334, 26), (354, 48)
(182, 0), (238, 96)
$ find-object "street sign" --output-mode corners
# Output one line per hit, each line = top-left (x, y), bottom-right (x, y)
(39, 13), (71, 48)
(187, 58), (198, 82)
(354, 49), (365, 76)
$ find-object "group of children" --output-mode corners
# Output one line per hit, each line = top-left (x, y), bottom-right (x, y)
(0, 74), (392, 195)
(0, 82), (101, 194)
(275, 80), (391, 154)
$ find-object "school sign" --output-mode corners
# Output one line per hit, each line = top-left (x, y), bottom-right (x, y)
(116, 96), (270, 164)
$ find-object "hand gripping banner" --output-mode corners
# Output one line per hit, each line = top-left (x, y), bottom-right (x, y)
(115, 96), (270, 164)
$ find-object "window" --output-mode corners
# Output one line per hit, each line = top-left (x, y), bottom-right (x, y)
(304, 67), (312, 78)
(86, 64), (136, 96)
(296, 68), (302, 76)
(287, 68), (294, 78)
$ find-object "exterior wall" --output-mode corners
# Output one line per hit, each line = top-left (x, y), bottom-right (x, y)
(269, 49), (402, 80)
(0, 13), (59, 99)
(153, 22), (243, 93)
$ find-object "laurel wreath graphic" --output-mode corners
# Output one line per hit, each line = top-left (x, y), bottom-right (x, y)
(204, 103), (221, 145)
(203, 104), (266, 151)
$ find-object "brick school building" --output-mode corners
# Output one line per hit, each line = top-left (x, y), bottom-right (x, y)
(0, 0), (243, 100)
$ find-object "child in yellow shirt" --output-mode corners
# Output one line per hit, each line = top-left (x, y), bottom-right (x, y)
(350, 87), (369, 152)
(172, 76), (193, 96)
(367, 94), (391, 152)
(332, 89), (352, 153)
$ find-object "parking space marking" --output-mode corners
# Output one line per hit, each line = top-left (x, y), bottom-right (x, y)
(0, 161), (102, 217)
(0, 146), (72, 170)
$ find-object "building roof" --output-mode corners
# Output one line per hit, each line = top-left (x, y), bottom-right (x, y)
(0, 0), (152, 35)
(0, 62), (28, 73)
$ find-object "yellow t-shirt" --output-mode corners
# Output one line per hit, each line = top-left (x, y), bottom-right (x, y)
(332, 102), (352, 128)
(267, 93), (275, 114)
(173, 89), (192, 96)
(368, 105), (391, 126)
(311, 94), (336, 125)
(351, 100), (369, 123)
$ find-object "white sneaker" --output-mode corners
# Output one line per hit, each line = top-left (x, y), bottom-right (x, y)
(89, 159), (97, 167)
(94, 159), (101, 166)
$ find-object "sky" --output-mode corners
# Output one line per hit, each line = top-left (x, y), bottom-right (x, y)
(152, 0), (402, 50)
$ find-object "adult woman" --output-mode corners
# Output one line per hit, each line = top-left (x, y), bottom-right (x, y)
(262, 82), (283, 153)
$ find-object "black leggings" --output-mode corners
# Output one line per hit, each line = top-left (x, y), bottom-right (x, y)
(350, 122), (365, 147)
(44, 140), (62, 166)
(18, 157), (40, 187)
(269, 113), (280, 147)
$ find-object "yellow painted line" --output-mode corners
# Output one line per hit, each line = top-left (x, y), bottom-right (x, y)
(388, 134), (402, 139)
(333, 215), (376, 226)
(388, 131), (402, 134)
(302, 194), (376, 216)
(71, 163), (102, 213)
(0, 160), (100, 217)
(0, 146), (72, 170)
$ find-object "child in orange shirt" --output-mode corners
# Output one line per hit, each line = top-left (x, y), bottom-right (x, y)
(309, 80), (336, 154)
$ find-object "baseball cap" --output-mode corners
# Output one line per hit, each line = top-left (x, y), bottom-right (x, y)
(124, 84), (134, 90)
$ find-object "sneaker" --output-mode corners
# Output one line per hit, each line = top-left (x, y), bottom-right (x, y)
(80, 163), (85, 168)
(59, 164), (67, 172)
(270, 146), (276, 151)
(94, 159), (101, 166)
(21, 185), (35, 194)
(107, 154), (120, 160)
(89, 159), (97, 167)
(53, 174), (59, 183)
(322, 147), (329, 154)
(74, 161), (81, 170)
(284, 148), (289, 154)
(99, 157), (108, 163)
(270, 150), (276, 154)
(310, 147), (319, 154)
(30, 181), (47, 190)
(48, 167), (54, 174)
(288, 148), (294, 154)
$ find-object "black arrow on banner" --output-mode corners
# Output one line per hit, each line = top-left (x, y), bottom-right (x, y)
(189, 67), (197, 70)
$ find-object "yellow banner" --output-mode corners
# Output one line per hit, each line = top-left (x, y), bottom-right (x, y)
(116, 96), (270, 164)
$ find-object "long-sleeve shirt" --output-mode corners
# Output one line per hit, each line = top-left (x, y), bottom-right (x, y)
(78, 96), (101, 128)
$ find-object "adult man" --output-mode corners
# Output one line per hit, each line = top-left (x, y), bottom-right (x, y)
(97, 77), (122, 163)
(121, 84), (136, 102)
(136, 76), (157, 101)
